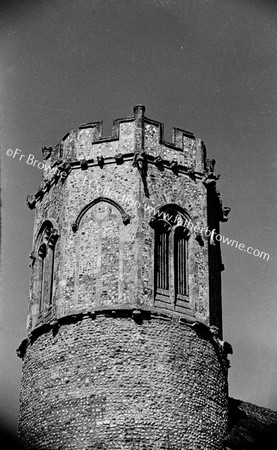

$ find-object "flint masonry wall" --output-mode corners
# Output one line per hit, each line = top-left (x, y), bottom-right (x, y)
(19, 106), (231, 449)
(18, 316), (229, 450)
(26, 105), (227, 332)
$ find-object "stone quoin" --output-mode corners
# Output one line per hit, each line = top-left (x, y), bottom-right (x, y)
(18, 105), (234, 449)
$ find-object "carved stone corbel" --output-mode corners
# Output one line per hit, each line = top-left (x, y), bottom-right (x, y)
(42, 146), (52, 160)
(154, 155), (163, 167)
(222, 341), (233, 355)
(205, 158), (216, 173)
(52, 320), (60, 336)
(133, 152), (148, 196)
(97, 154), (104, 167)
(169, 159), (178, 172)
(80, 159), (88, 170)
(16, 338), (29, 359)
(29, 251), (36, 267)
(72, 222), (78, 233)
(122, 214), (131, 225)
(209, 325), (219, 336)
(42, 180), (51, 194)
(114, 153), (124, 164)
(133, 152), (146, 171)
(203, 173), (220, 187)
(132, 309), (142, 323)
(26, 195), (36, 210)
(222, 206), (231, 222)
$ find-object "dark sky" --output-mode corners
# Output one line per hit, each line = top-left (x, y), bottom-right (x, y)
(1, 0), (277, 436)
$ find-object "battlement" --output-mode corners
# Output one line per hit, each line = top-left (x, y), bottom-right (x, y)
(42, 105), (206, 174)
(28, 106), (227, 218)
(77, 105), (195, 146)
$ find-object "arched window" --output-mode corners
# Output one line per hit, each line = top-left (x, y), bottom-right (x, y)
(152, 205), (191, 311)
(34, 222), (59, 323)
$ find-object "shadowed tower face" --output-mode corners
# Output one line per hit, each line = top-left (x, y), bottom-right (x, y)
(18, 106), (231, 450)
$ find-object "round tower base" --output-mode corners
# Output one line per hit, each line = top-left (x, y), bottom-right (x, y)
(18, 315), (229, 450)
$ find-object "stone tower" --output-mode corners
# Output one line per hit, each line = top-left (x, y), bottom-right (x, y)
(17, 106), (232, 450)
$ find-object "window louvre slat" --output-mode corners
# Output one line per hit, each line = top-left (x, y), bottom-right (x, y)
(175, 228), (188, 298)
(155, 225), (169, 292)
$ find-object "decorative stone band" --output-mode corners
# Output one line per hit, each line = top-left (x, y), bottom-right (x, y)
(26, 161), (72, 209)
(16, 307), (232, 374)
(73, 152), (200, 174)
(26, 149), (210, 210)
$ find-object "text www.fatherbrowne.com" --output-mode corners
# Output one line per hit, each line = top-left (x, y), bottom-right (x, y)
(5, 147), (270, 263)
(84, 180), (270, 262)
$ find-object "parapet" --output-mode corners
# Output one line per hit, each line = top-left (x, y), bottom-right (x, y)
(41, 105), (207, 174)
(26, 106), (230, 224)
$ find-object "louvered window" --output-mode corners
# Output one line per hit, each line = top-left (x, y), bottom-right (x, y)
(155, 224), (169, 293)
(174, 227), (188, 298)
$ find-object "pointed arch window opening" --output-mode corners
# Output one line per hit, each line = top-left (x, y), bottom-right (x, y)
(36, 224), (58, 317)
(153, 207), (191, 308)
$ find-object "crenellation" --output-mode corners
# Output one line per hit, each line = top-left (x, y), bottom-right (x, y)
(32, 118), (209, 212)
(42, 109), (203, 175)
